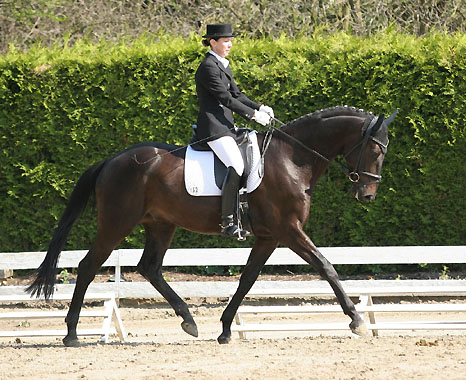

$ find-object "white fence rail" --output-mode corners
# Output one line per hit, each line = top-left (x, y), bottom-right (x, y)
(231, 285), (466, 338)
(2, 245), (466, 269)
(1, 246), (466, 339)
(0, 246), (465, 299)
(0, 293), (126, 343)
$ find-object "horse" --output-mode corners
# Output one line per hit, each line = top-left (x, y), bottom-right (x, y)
(27, 106), (396, 346)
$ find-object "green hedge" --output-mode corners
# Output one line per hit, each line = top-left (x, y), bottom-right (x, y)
(0, 32), (465, 255)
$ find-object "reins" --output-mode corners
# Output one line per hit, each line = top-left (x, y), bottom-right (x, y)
(133, 114), (387, 188)
(267, 116), (386, 185)
(266, 118), (349, 177)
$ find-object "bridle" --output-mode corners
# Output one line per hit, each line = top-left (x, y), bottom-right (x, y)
(343, 115), (389, 186)
(266, 114), (389, 187)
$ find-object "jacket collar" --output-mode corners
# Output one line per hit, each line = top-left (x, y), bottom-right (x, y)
(208, 50), (229, 68)
(206, 52), (232, 78)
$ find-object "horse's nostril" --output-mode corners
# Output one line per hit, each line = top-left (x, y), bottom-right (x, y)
(364, 194), (376, 201)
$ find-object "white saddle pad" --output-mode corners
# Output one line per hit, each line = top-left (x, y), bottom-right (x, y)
(184, 131), (263, 196)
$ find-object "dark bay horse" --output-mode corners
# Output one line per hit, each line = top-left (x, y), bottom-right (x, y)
(28, 106), (396, 346)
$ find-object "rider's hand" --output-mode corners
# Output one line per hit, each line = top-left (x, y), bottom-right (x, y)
(253, 110), (271, 126)
(259, 105), (274, 119)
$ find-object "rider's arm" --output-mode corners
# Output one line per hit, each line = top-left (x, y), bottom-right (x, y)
(196, 60), (259, 120)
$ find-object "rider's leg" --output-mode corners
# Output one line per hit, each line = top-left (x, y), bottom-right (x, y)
(207, 136), (244, 176)
(219, 166), (247, 237)
(207, 136), (248, 238)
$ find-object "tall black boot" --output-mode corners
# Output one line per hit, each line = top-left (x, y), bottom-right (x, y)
(220, 167), (249, 239)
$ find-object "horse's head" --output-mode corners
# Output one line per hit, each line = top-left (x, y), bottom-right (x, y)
(344, 110), (397, 202)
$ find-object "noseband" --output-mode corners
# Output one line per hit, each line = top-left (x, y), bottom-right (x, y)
(268, 114), (389, 187)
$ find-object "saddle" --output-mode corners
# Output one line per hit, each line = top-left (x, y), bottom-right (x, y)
(185, 127), (263, 197)
(188, 127), (254, 189)
(184, 127), (265, 236)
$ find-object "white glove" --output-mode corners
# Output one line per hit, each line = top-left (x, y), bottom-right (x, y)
(252, 110), (271, 126)
(259, 104), (274, 119)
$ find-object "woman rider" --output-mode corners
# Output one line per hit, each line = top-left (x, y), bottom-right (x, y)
(194, 23), (274, 238)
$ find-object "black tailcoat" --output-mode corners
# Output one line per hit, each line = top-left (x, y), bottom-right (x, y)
(194, 53), (260, 143)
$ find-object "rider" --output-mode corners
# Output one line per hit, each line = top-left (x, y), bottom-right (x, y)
(194, 23), (274, 238)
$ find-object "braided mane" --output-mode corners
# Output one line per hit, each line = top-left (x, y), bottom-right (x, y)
(283, 106), (374, 130)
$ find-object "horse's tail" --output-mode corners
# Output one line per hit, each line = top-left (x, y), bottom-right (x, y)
(26, 160), (107, 299)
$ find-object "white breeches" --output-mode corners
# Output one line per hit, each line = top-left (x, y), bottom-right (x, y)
(207, 136), (244, 176)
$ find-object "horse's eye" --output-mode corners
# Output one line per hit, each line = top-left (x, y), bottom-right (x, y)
(369, 146), (383, 159)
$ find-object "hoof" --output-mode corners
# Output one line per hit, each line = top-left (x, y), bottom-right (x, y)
(181, 321), (198, 337)
(63, 336), (80, 347)
(217, 334), (231, 344)
(349, 321), (370, 337)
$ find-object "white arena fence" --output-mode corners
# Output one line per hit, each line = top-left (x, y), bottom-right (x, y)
(0, 246), (465, 340)
(0, 293), (126, 343)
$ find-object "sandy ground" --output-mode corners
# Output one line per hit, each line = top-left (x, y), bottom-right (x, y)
(1, 297), (466, 380)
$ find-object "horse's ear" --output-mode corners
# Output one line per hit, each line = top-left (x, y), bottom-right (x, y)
(371, 113), (385, 133)
(384, 110), (398, 126)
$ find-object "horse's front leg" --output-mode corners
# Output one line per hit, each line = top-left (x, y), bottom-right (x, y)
(218, 237), (278, 344)
(283, 225), (368, 336)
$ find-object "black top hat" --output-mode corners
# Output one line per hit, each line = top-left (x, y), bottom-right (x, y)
(202, 24), (236, 38)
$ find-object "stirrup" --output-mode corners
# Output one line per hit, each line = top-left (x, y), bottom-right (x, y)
(221, 222), (249, 241)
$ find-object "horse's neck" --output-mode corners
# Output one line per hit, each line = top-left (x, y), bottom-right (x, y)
(259, 115), (365, 193)
(281, 117), (358, 161)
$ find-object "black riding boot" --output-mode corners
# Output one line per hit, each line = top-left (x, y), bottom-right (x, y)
(220, 167), (249, 239)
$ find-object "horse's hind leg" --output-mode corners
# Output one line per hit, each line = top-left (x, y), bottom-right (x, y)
(63, 237), (117, 347)
(218, 237), (278, 344)
(137, 221), (198, 337)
